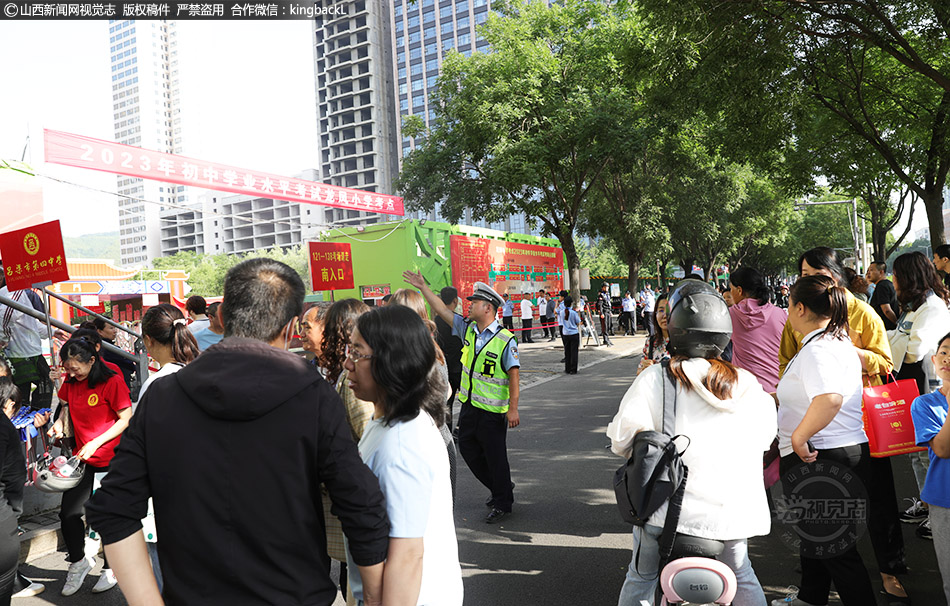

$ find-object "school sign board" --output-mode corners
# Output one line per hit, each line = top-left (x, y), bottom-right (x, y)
(0, 220), (70, 290)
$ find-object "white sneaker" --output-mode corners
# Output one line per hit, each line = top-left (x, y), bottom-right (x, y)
(62, 556), (93, 596)
(12, 581), (45, 598)
(91, 568), (117, 593)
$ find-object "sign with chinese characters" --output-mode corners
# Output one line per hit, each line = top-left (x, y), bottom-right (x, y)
(449, 235), (563, 315)
(309, 242), (354, 291)
(0, 220), (70, 290)
(44, 129), (405, 216)
(360, 284), (391, 299)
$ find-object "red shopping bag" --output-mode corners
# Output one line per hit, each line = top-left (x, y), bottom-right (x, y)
(862, 378), (927, 458)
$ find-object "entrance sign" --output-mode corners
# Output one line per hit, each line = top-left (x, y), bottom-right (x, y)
(0, 220), (70, 290)
(44, 129), (405, 216)
(309, 242), (354, 291)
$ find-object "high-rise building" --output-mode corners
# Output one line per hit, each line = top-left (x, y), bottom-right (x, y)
(108, 19), (189, 266)
(311, 0), (400, 230)
(391, 0), (540, 235)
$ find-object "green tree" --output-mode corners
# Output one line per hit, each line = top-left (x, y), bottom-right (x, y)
(151, 246), (310, 297)
(637, 0), (950, 248)
(395, 0), (637, 302)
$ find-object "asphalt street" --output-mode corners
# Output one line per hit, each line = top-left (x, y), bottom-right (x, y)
(13, 333), (948, 605)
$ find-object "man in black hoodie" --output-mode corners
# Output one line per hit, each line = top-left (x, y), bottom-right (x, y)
(87, 258), (390, 606)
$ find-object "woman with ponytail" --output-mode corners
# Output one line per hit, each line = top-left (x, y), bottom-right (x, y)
(49, 336), (132, 596)
(133, 304), (200, 593)
(777, 248), (908, 604)
(137, 304), (200, 408)
(775, 275), (876, 606)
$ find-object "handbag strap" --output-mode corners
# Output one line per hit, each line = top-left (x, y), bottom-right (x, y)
(661, 358), (676, 436)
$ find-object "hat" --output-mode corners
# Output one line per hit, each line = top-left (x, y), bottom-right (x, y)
(467, 281), (504, 308)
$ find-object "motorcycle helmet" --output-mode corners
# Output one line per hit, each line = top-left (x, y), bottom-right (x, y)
(32, 456), (85, 493)
(666, 279), (732, 358)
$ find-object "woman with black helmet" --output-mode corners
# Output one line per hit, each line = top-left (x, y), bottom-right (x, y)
(608, 280), (776, 606)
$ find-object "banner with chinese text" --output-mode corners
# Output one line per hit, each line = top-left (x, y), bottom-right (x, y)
(0, 220), (70, 290)
(44, 129), (404, 216)
(449, 235), (563, 315)
(309, 242), (354, 291)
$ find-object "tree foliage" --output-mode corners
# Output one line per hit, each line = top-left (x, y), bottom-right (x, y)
(150, 246), (310, 297)
(396, 0), (640, 302)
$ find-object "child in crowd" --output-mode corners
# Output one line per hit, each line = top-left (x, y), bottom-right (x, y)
(911, 331), (950, 605)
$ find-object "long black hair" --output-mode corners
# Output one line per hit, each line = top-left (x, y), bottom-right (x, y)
(798, 247), (847, 286)
(730, 267), (771, 305)
(356, 305), (442, 427)
(0, 377), (20, 415)
(60, 337), (117, 388)
(892, 251), (950, 311)
(648, 295), (669, 357)
(789, 275), (850, 340)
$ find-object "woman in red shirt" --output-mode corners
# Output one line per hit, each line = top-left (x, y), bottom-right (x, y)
(49, 337), (132, 597)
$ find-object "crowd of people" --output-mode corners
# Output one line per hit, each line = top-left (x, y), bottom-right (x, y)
(609, 246), (950, 606)
(1, 247), (949, 605)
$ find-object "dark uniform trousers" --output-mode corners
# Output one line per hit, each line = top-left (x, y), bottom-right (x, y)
(457, 401), (513, 512)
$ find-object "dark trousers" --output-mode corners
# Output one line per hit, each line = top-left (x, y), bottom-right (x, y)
(780, 444), (876, 606)
(643, 312), (655, 338)
(563, 333), (579, 373)
(599, 316), (613, 345)
(546, 316), (557, 339)
(520, 319), (533, 342)
(866, 456), (907, 574)
(60, 463), (110, 565)
(619, 311), (632, 334)
(446, 374), (461, 431)
(0, 515), (19, 605)
(457, 401), (513, 512)
(9, 355), (53, 409)
(502, 316), (514, 331)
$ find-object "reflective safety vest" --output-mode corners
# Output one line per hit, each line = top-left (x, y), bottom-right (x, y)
(459, 322), (515, 414)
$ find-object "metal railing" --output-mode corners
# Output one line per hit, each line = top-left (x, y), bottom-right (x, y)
(0, 291), (149, 398)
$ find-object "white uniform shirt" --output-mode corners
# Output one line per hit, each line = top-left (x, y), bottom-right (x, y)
(776, 328), (867, 456)
(0, 287), (44, 358)
(520, 299), (533, 320)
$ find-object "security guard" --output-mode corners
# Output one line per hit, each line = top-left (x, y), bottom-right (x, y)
(403, 271), (520, 524)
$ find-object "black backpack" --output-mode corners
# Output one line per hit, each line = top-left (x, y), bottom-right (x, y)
(613, 359), (690, 564)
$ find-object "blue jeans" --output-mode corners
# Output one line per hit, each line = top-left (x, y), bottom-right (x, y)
(618, 524), (767, 606)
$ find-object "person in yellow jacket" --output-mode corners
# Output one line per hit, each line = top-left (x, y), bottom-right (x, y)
(775, 247), (909, 606)
(404, 271), (521, 525)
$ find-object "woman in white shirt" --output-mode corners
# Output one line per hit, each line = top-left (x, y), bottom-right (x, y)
(344, 305), (463, 606)
(888, 251), (950, 537)
(776, 275), (875, 606)
(134, 303), (200, 593)
(608, 280), (776, 606)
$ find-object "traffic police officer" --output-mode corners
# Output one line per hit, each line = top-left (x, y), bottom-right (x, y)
(403, 271), (520, 524)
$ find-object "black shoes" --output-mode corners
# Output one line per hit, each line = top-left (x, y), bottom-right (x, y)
(485, 508), (509, 524)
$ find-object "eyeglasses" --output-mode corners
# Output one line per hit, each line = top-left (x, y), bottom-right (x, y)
(345, 344), (373, 363)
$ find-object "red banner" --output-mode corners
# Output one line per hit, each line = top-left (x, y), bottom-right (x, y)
(361, 284), (391, 299)
(44, 129), (404, 216)
(449, 235), (563, 315)
(0, 220), (70, 290)
(309, 242), (354, 291)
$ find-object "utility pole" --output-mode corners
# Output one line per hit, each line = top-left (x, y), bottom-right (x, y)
(793, 198), (864, 272)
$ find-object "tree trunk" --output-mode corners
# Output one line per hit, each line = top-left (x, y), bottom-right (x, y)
(924, 187), (947, 250)
(658, 259), (669, 293)
(871, 221), (887, 263)
(557, 230), (582, 305)
(626, 256), (641, 296)
(681, 258), (694, 278)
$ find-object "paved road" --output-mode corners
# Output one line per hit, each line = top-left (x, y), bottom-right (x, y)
(14, 333), (947, 605)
